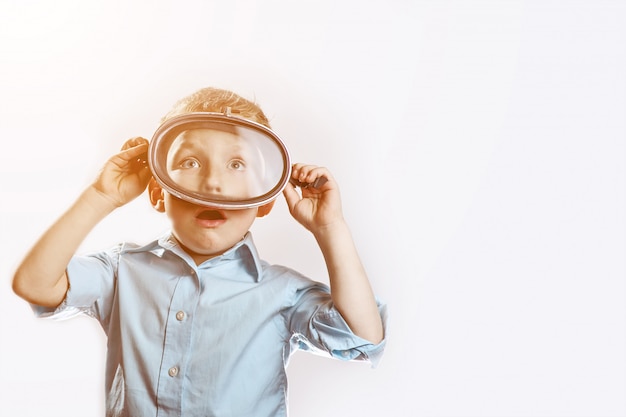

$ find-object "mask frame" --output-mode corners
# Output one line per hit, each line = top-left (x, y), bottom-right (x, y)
(148, 111), (292, 209)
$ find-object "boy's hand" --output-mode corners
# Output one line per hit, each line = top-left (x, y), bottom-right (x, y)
(283, 164), (344, 233)
(92, 137), (152, 208)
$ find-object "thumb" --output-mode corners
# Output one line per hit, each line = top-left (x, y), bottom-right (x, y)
(282, 183), (301, 212)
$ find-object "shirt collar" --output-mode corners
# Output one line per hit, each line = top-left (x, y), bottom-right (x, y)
(125, 231), (264, 282)
(219, 233), (264, 281)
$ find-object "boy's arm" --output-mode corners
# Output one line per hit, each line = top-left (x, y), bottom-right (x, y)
(12, 138), (151, 308)
(283, 164), (384, 344)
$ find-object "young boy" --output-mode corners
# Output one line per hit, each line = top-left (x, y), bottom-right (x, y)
(12, 87), (386, 417)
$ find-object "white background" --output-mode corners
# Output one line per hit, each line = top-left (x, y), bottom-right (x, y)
(1, 1), (624, 416)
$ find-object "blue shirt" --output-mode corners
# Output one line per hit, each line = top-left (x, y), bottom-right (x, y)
(34, 232), (386, 417)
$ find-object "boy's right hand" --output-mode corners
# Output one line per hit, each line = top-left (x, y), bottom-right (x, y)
(91, 137), (152, 208)
(12, 137), (153, 308)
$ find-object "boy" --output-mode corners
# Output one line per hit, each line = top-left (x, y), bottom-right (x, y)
(12, 87), (386, 417)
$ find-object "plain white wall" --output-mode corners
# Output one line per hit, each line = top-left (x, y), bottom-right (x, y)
(1, 1), (624, 416)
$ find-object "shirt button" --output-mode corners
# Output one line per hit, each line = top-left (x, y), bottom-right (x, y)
(176, 311), (185, 321)
(341, 351), (350, 358)
(168, 366), (179, 377)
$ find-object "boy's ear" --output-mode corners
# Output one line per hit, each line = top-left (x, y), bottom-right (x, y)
(148, 178), (166, 212)
(256, 201), (275, 218)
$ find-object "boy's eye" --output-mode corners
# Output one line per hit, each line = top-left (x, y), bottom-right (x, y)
(228, 159), (246, 171)
(179, 158), (200, 169)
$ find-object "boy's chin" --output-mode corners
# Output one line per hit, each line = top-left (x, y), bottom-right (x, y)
(173, 236), (230, 262)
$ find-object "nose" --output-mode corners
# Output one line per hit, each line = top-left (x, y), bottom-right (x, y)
(200, 165), (222, 194)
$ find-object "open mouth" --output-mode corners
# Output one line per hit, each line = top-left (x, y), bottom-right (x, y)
(196, 209), (226, 220)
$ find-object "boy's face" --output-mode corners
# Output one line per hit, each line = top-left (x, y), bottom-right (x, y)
(152, 127), (270, 264)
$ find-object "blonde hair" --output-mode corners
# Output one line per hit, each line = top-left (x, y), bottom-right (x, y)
(162, 87), (270, 128)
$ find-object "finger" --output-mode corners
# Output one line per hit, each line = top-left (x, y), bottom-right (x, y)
(136, 162), (154, 188)
(117, 141), (149, 162)
(291, 164), (331, 188)
(297, 168), (332, 191)
(282, 182), (301, 211)
(108, 143), (149, 173)
(291, 163), (316, 181)
(289, 176), (328, 190)
(121, 137), (148, 151)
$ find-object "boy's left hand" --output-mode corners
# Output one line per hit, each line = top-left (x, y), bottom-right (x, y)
(283, 164), (344, 233)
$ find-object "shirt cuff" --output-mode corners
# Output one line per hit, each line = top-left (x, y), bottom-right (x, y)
(312, 300), (388, 368)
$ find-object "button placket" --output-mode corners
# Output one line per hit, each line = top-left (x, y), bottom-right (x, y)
(155, 272), (199, 411)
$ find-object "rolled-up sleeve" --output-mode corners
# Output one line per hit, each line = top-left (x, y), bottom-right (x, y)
(31, 247), (119, 323)
(283, 276), (388, 368)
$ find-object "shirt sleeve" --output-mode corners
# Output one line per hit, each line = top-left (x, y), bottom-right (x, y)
(282, 273), (388, 368)
(31, 246), (119, 325)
